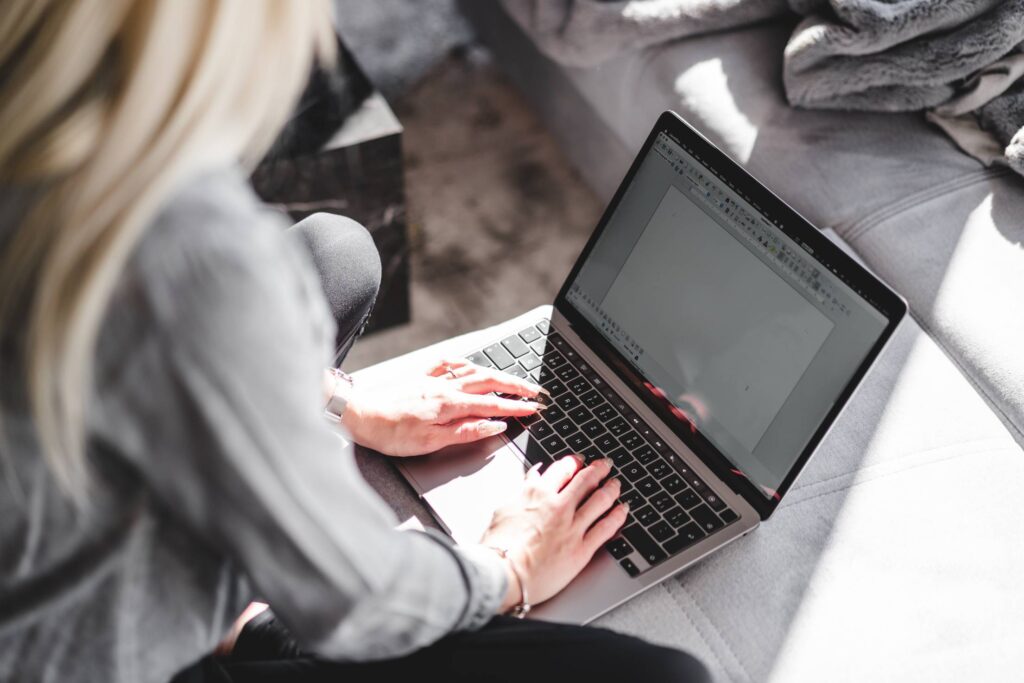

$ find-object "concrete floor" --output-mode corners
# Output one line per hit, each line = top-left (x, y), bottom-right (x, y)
(343, 52), (603, 371)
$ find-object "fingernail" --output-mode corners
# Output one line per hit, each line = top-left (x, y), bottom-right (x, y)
(534, 391), (553, 406)
(621, 502), (630, 512)
(486, 421), (507, 435)
(609, 477), (620, 487)
(533, 402), (550, 411)
(537, 386), (552, 398)
(572, 454), (585, 465)
(602, 457), (614, 467)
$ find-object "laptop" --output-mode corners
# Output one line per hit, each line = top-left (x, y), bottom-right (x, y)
(397, 111), (906, 624)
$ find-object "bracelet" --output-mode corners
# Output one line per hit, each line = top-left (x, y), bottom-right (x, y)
(324, 368), (354, 423)
(489, 546), (531, 618)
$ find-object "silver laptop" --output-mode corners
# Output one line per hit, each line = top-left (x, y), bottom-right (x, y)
(398, 112), (906, 624)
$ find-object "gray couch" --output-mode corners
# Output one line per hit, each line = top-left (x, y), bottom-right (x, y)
(363, 4), (1024, 681)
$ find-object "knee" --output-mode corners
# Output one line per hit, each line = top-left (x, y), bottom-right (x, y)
(291, 212), (381, 322)
(645, 648), (712, 683)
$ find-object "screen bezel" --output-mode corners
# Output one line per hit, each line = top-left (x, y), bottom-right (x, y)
(555, 111), (907, 520)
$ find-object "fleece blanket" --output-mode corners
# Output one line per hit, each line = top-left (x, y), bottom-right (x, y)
(501, 0), (1024, 175)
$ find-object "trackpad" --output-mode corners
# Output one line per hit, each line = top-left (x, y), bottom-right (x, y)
(400, 436), (528, 545)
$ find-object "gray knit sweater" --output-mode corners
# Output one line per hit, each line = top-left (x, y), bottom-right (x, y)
(0, 168), (506, 683)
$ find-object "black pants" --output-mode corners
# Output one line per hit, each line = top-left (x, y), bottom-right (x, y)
(174, 612), (709, 683)
(171, 214), (708, 683)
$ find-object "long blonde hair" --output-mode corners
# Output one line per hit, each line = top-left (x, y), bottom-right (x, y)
(0, 0), (335, 497)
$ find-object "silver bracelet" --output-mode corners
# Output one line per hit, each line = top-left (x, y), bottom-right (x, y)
(324, 368), (354, 423)
(489, 546), (531, 618)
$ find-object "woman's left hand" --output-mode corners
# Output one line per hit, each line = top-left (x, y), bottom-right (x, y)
(342, 358), (547, 457)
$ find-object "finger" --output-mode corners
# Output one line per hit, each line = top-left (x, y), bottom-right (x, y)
(431, 418), (508, 449)
(575, 476), (622, 531)
(427, 358), (471, 377)
(560, 457), (613, 504)
(537, 454), (584, 494)
(455, 368), (544, 398)
(441, 393), (542, 421)
(583, 503), (630, 555)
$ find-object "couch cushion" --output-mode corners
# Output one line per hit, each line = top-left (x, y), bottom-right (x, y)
(548, 18), (991, 233)
(841, 171), (1024, 445)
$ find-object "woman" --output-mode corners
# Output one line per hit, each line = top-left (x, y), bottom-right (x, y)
(0, 2), (708, 682)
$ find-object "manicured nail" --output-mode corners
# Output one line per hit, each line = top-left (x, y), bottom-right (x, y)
(608, 477), (620, 488)
(537, 386), (552, 397)
(486, 421), (507, 435)
(621, 502), (630, 512)
(534, 402), (550, 411)
(602, 457), (614, 467)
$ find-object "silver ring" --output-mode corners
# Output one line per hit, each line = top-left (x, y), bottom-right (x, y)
(445, 365), (457, 379)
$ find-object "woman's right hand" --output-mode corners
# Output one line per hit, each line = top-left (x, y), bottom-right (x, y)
(480, 455), (629, 610)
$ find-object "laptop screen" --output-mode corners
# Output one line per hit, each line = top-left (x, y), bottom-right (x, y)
(564, 131), (890, 500)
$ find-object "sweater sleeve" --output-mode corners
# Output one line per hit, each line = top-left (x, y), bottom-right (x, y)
(92, 174), (507, 661)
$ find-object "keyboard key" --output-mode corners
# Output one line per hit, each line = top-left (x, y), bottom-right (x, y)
(607, 417), (629, 436)
(535, 319), (551, 334)
(636, 505), (660, 527)
(622, 525), (667, 566)
(519, 326), (542, 344)
(467, 351), (494, 368)
(575, 390), (599, 409)
(675, 489), (701, 509)
(567, 377), (590, 395)
(593, 403), (617, 422)
(580, 418), (606, 438)
(556, 394), (581, 411)
(649, 492), (675, 513)
(620, 490), (644, 509)
(588, 374), (608, 392)
(686, 476), (707, 494)
(649, 521), (674, 543)
(720, 509), (738, 524)
(620, 462), (646, 482)
(542, 379), (567, 398)
(636, 476), (660, 498)
(548, 333), (566, 349)
(619, 558), (640, 577)
(607, 448), (633, 468)
(539, 404), (565, 423)
(690, 504), (724, 533)
(662, 475), (685, 494)
(620, 431), (644, 450)
(519, 352), (542, 371)
(518, 413), (540, 427)
(528, 421), (553, 439)
(504, 364), (528, 380)
(648, 460), (671, 479)
(542, 351), (567, 369)
(502, 335), (530, 358)
(552, 418), (577, 438)
(665, 507), (691, 528)
(633, 445), (658, 465)
(606, 538), (633, 559)
(483, 343), (515, 370)
(540, 434), (568, 455)
(648, 435), (671, 454)
(594, 434), (618, 453)
(700, 490), (727, 512)
(565, 432), (590, 452)
(663, 522), (706, 554)
(567, 406), (591, 424)
(555, 364), (579, 382)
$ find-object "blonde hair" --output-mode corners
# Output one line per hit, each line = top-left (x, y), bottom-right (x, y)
(0, 0), (335, 497)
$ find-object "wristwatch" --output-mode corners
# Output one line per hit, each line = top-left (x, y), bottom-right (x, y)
(324, 368), (355, 423)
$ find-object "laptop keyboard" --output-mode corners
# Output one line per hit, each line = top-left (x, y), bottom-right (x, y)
(465, 319), (738, 578)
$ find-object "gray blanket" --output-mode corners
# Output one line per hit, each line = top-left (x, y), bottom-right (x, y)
(501, 0), (1024, 175)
